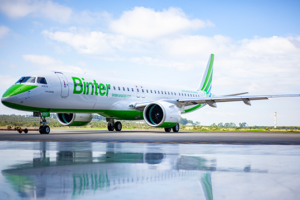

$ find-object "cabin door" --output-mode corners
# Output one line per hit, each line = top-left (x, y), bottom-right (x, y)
(55, 72), (69, 98)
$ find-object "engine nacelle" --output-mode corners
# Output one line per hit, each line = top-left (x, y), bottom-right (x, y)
(56, 113), (93, 126)
(143, 101), (180, 128)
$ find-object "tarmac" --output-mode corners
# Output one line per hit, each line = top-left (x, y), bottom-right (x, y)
(0, 128), (300, 145)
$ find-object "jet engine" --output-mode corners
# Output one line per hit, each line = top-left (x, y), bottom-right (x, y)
(143, 101), (180, 128)
(56, 113), (93, 126)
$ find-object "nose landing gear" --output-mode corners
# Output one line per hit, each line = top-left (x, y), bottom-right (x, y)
(39, 113), (50, 134)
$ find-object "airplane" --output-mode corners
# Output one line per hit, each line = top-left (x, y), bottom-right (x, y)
(1, 54), (299, 134)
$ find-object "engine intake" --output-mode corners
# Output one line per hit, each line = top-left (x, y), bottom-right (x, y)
(56, 113), (93, 126)
(143, 101), (180, 128)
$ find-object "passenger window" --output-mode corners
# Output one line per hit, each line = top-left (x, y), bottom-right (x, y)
(165, 91), (166, 94)
(168, 92), (170, 95)
(108, 85), (111, 90)
(158, 91), (160, 94)
(131, 88), (134, 92)
(179, 93), (180, 96)
(146, 89), (148, 93)
(101, 85), (105, 89)
(127, 87), (129, 91)
(142, 89), (144, 93)
(137, 89), (139, 92)
(154, 90), (156, 94)
(123, 87), (125, 91)
(150, 90), (152, 93)
(113, 86), (116, 90)
(185, 94), (186, 96)
(171, 92), (173, 95)
(37, 77), (47, 84)
(118, 87), (120, 90)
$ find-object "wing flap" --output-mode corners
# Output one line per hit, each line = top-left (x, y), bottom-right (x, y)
(178, 94), (300, 107)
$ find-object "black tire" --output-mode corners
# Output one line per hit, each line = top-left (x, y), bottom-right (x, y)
(24, 128), (28, 134)
(108, 123), (114, 131)
(18, 130), (22, 134)
(114, 121), (122, 131)
(43, 126), (50, 134)
(172, 124), (180, 132)
(39, 126), (44, 134)
(164, 128), (171, 132)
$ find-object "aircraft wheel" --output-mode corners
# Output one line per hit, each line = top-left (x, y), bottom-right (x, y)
(164, 128), (171, 132)
(108, 123), (114, 131)
(172, 124), (180, 132)
(18, 130), (22, 134)
(24, 128), (28, 134)
(43, 126), (50, 134)
(39, 126), (44, 134)
(114, 121), (122, 131)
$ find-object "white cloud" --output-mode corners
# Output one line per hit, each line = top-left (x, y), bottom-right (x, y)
(22, 54), (85, 73)
(0, 0), (72, 23)
(130, 56), (194, 71)
(0, 25), (10, 38)
(39, 5), (300, 96)
(42, 29), (114, 54)
(110, 7), (213, 39)
(42, 26), (300, 94)
(42, 28), (147, 55)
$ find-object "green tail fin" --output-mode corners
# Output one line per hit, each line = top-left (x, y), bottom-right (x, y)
(198, 54), (214, 96)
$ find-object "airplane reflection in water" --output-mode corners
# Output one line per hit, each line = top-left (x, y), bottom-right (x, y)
(2, 142), (267, 200)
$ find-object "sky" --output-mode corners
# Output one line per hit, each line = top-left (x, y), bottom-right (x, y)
(0, 0), (299, 126)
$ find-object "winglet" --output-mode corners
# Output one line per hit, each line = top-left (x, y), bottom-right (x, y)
(198, 54), (214, 96)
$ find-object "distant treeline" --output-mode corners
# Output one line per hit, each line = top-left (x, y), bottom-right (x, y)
(0, 115), (298, 131)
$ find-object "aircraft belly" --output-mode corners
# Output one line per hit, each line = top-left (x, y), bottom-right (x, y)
(95, 97), (144, 120)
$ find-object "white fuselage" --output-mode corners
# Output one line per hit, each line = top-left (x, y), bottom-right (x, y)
(2, 71), (206, 120)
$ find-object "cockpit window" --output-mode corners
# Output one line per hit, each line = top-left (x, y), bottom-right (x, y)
(37, 77), (47, 84)
(15, 76), (36, 84)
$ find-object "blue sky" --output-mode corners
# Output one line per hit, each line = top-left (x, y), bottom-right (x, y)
(0, 0), (299, 126)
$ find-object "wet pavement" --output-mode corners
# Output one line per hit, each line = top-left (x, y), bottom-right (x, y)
(1, 129), (300, 145)
(0, 141), (299, 200)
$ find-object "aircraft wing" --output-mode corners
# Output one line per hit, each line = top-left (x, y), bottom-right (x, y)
(178, 94), (300, 107)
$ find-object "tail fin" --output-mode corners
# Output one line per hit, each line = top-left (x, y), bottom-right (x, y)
(198, 54), (214, 96)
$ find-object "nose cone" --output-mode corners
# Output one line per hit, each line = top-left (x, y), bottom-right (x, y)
(2, 84), (37, 109)
(1, 96), (13, 109)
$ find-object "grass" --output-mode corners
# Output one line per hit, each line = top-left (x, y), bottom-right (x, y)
(1, 125), (299, 133)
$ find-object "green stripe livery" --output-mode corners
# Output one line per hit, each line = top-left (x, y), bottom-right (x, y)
(2, 84), (38, 98)
(201, 54), (214, 92)
(72, 77), (110, 96)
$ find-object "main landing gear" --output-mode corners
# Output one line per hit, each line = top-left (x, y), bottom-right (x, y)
(39, 113), (50, 134)
(106, 118), (122, 131)
(164, 123), (180, 133)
